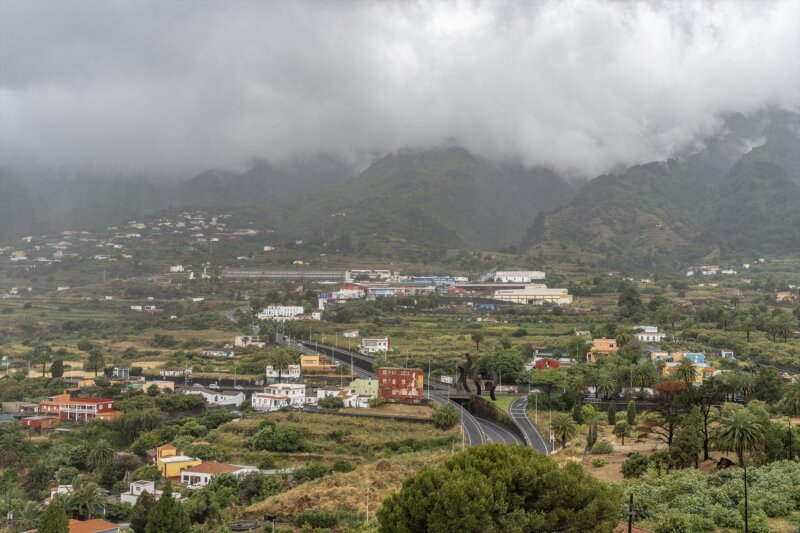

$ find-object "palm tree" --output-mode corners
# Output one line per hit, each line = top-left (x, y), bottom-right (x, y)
(31, 344), (53, 377)
(631, 362), (656, 391)
(86, 348), (105, 377)
(615, 330), (630, 348)
(782, 381), (800, 459)
(738, 373), (755, 403)
(740, 315), (757, 343)
(550, 413), (578, 449)
(596, 372), (617, 400)
(68, 479), (106, 519)
(567, 336), (589, 359)
(268, 351), (292, 381)
(675, 358), (697, 385)
(715, 410), (765, 533)
(87, 439), (115, 470)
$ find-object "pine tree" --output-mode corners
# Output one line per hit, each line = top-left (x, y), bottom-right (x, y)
(38, 499), (69, 533)
(145, 483), (191, 533)
(130, 490), (155, 533)
(572, 401), (584, 424)
(669, 407), (703, 469)
(586, 421), (598, 449)
(626, 400), (636, 426)
(607, 402), (616, 425)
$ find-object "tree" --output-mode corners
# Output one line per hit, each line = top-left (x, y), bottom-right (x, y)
(38, 499), (69, 533)
(688, 378), (724, 461)
(656, 303), (680, 331)
(145, 483), (191, 533)
(586, 421), (598, 450)
(652, 380), (688, 447)
(626, 400), (636, 426)
(631, 361), (656, 391)
(87, 439), (115, 470)
(615, 330), (630, 348)
(613, 421), (630, 445)
(675, 358), (697, 385)
(377, 444), (620, 533)
(268, 351), (293, 381)
(51, 358), (64, 378)
(670, 408), (702, 469)
(470, 332), (484, 351)
(68, 479), (105, 519)
(551, 413), (578, 448)
(621, 452), (649, 479)
(618, 284), (644, 319)
(86, 347), (106, 377)
(607, 402), (616, 425)
(130, 489), (155, 533)
(715, 409), (766, 533)
(31, 344), (53, 377)
(572, 401), (584, 424)
(753, 366), (783, 403)
(566, 336), (589, 359)
(529, 368), (568, 402)
(740, 315), (757, 342)
(433, 403), (459, 430)
(782, 381), (800, 417)
(596, 372), (617, 400)
(317, 395), (344, 409)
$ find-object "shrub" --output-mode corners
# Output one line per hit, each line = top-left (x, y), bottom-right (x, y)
(293, 508), (338, 529)
(368, 398), (386, 408)
(621, 452), (649, 479)
(332, 460), (355, 473)
(590, 441), (614, 454)
(590, 458), (607, 467)
(294, 462), (329, 482)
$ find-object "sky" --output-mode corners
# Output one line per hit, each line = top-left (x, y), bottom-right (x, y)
(0, 0), (798, 179)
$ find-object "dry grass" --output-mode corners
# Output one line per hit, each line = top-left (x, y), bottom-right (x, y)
(245, 448), (451, 520)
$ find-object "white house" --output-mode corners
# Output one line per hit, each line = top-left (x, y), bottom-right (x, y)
(257, 305), (305, 321)
(234, 336), (265, 348)
(360, 337), (390, 354)
(266, 364), (301, 380)
(316, 388), (364, 408)
(182, 388), (245, 407)
(169, 265), (185, 273)
(635, 326), (667, 343)
(180, 462), (257, 489)
(202, 348), (235, 358)
(120, 480), (185, 505)
(342, 330), (359, 338)
(493, 271), (546, 283)
(251, 383), (307, 412)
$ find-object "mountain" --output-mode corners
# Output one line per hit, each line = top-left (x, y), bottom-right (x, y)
(0, 155), (355, 241)
(524, 108), (800, 271)
(261, 147), (576, 251)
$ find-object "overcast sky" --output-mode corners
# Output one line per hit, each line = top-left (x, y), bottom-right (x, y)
(1, 0), (798, 178)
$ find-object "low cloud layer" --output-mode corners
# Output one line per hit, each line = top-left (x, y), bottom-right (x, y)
(1, 0), (798, 178)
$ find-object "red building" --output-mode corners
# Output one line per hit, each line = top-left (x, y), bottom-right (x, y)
(533, 358), (560, 369)
(21, 415), (60, 429)
(377, 367), (424, 404)
(38, 393), (119, 422)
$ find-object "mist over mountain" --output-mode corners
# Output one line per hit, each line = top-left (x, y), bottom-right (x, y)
(525, 108), (800, 270)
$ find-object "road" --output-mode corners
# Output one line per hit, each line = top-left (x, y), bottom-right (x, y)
(291, 338), (502, 446)
(223, 306), (249, 322)
(509, 396), (552, 454)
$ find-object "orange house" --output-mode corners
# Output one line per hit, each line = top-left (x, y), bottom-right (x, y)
(592, 338), (618, 354)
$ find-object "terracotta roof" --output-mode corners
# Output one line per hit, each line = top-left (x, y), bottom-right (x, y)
(68, 518), (120, 533)
(614, 523), (651, 533)
(156, 444), (177, 451)
(182, 461), (240, 474)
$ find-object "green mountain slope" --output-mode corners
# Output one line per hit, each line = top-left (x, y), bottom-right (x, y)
(264, 147), (576, 250)
(525, 108), (800, 271)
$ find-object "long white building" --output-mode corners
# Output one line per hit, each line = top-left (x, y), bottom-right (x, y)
(492, 286), (572, 305)
(257, 305), (305, 321)
(493, 271), (546, 283)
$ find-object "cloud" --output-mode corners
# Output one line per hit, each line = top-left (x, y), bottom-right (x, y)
(0, 0), (798, 178)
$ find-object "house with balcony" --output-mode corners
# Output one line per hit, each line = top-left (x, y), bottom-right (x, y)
(37, 393), (119, 422)
(180, 462), (257, 489)
(251, 383), (308, 412)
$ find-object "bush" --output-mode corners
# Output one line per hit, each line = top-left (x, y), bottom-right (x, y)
(293, 508), (338, 529)
(621, 452), (649, 479)
(590, 441), (614, 454)
(318, 395), (345, 409)
(368, 398), (386, 408)
(332, 460), (355, 473)
(294, 461), (329, 482)
(590, 458), (607, 467)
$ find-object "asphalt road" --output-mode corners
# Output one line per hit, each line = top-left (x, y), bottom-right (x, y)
(509, 396), (552, 454)
(428, 392), (486, 446)
(475, 417), (523, 445)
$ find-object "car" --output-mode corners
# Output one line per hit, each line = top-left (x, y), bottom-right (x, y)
(209, 383), (220, 389)
(193, 383), (204, 388)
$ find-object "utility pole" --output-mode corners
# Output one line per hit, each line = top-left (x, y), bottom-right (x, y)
(627, 493), (633, 533)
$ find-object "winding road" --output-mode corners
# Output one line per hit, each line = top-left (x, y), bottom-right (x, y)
(509, 396), (552, 453)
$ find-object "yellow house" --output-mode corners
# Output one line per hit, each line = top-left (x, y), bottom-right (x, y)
(157, 454), (202, 478)
(300, 354), (337, 370)
(149, 445), (201, 478)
